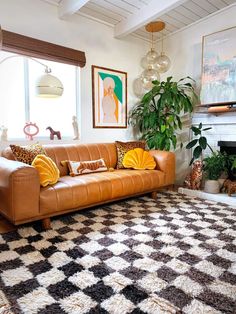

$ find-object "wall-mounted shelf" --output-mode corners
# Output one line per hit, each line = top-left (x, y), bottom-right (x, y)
(196, 101), (236, 114)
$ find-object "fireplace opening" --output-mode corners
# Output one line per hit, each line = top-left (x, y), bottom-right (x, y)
(218, 141), (236, 180)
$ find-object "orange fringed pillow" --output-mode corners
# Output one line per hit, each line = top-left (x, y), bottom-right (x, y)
(122, 148), (156, 170)
(32, 154), (60, 187)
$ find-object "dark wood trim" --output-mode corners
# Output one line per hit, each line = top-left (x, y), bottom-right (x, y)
(198, 101), (236, 107)
(92, 65), (127, 129)
(0, 28), (86, 67)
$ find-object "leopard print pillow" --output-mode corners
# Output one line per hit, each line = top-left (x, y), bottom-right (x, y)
(115, 141), (146, 169)
(10, 143), (46, 165)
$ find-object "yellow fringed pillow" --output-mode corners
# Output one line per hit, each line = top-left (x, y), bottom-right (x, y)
(32, 154), (60, 187)
(122, 148), (156, 170)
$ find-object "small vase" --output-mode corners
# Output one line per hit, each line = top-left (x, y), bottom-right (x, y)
(204, 180), (220, 194)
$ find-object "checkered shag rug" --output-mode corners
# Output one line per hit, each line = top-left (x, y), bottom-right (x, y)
(0, 192), (236, 314)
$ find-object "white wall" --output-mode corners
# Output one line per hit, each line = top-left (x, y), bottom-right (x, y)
(0, 0), (148, 145)
(162, 4), (236, 182)
(163, 4), (236, 87)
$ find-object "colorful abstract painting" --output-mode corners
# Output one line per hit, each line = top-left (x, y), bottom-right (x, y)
(92, 66), (127, 128)
(201, 27), (236, 105)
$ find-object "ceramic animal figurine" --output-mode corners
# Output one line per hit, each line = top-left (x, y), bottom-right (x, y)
(184, 160), (203, 190)
(0, 125), (8, 141)
(221, 179), (236, 196)
(46, 126), (61, 140)
(72, 116), (79, 140)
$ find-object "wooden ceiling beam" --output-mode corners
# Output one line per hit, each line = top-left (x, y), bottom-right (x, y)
(114, 0), (188, 39)
(59, 0), (90, 19)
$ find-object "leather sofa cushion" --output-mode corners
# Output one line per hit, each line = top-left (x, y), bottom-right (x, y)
(2, 143), (117, 177)
(43, 143), (117, 177)
(39, 169), (165, 215)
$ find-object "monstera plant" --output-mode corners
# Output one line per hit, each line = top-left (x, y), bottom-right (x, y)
(129, 76), (198, 150)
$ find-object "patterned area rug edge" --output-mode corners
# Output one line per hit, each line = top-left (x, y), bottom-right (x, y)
(0, 192), (235, 314)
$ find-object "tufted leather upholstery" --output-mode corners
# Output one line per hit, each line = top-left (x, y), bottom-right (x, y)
(0, 143), (175, 225)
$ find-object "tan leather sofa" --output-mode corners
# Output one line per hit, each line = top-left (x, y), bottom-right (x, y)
(0, 143), (175, 228)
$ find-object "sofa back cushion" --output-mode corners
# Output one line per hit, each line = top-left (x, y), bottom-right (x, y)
(2, 143), (117, 177)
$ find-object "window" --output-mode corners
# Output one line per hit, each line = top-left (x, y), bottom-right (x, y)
(0, 51), (79, 139)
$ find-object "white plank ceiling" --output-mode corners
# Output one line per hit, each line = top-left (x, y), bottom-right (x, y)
(43, 0), (236, 41)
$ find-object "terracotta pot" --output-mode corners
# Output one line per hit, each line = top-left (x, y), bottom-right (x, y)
(204, 180), (220, 194)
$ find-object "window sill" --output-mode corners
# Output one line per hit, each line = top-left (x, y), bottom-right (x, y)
(0, 138), (80, 151)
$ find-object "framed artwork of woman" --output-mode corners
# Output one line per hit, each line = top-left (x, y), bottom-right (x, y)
(92, 65), (127, 128)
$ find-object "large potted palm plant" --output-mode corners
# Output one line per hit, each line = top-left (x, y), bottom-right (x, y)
(129, 76), (198, 150)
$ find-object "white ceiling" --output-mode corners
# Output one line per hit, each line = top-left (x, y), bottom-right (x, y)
(43, 0), (236, 41)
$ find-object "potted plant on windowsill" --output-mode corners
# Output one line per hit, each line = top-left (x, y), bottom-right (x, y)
(203, 151), (227, 194)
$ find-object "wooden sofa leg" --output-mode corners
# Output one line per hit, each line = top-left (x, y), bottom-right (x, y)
(42, 218), (51, 230)
(166, 184), (175, 191)
(151, 191), (157, 200)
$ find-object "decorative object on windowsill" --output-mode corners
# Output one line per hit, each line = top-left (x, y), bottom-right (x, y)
(0, 54), (64, 98)
(134, 21), (171, 96)
(72, 116), (79, 140)
(203, 151), (227, 194)
(184, 160), (203, 190)
(23, 122), (39, 141)
(46, 126), (61, 140)
(0, 125), (8, 142)
(221, 179), (236, 196)
(129, 76), (197, 151)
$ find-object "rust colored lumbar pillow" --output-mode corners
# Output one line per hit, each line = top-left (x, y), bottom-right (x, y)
(62, 158), (108, 176)
(122, 148), (156, 170)
(32, 154), (60, 187)
(10, 143), (46, 165)
(115, 140), (146, 169)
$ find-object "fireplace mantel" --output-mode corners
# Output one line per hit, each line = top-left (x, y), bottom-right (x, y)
(192, 112), (236, 125)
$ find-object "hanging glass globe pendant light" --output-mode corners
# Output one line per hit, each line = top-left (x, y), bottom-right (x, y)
(154, 30), (171, 73)
(135, 21), (171, 96)
(154, 53), (171, 73)
(146, 49), (158, 65)
(140, 21), (167, 90)
(141, 66), (160, 90)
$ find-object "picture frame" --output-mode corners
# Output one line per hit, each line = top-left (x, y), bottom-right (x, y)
(201, 26), (236, 105)
(92, 65), (127, 128)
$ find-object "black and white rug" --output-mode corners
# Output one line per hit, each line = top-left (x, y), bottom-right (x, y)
(0, 192), (236, 314)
